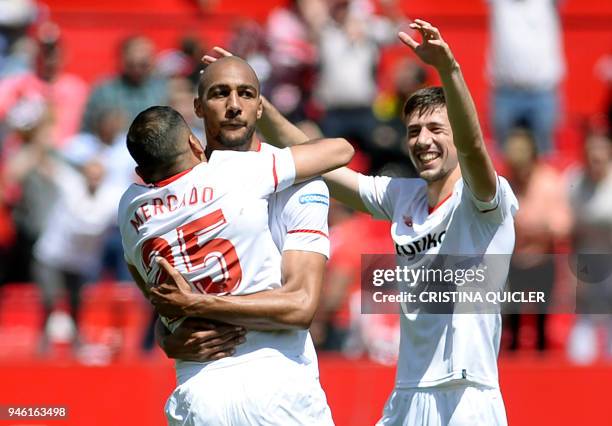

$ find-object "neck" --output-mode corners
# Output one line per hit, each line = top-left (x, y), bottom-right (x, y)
(204, 136), (259, 159)
(426, 166), (461, 209)
(146, 158), (201, 184)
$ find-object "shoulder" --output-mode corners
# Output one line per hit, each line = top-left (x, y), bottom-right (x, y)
(118, 184), (148, 215)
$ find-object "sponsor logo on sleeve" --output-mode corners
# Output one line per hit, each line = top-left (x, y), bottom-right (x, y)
(299, 193), (329, 206)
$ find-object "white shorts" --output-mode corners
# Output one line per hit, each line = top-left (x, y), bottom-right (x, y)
(165, 356), (334, 426)
(376, 383), (507, 426)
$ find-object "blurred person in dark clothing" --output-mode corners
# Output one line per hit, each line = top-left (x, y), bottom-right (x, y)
(371, 57), (427, 175)
(80, 35), (167, 133)
(504, 128), (571, 351)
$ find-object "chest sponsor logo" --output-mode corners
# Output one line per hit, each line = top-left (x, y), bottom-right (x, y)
(395, 230), (446, 257)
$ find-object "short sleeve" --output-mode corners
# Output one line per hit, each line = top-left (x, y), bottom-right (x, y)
(281, 179), (330, 258)
(248, 148), (296, 197)
(358, 174), (399, 220)
(462, 175), (519, 224)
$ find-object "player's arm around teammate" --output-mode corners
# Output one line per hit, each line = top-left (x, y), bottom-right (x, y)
(153, 175), (331, 359)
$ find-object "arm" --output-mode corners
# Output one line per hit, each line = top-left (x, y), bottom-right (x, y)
(155, 317), (245, 362)
(291, 138), (354, 183)
(204, 47), (365, 209)
(399, 20), (497, 201)
(259, 96), (368, 212)
(150, 251), (326, 330)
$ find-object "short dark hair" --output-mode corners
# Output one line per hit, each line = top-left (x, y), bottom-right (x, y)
(402, 87), (446, 120)
(126, 106), (190, 173)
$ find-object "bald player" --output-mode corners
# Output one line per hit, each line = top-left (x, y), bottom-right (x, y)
(153, 54), (334, 383)
(119, 56), (349, 425)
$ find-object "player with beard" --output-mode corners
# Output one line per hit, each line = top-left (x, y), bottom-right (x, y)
(120, 59), (351, 424)
(149, 19), (518, 424)
(151, 53), (337, 422)
(224, 20), (517, 426)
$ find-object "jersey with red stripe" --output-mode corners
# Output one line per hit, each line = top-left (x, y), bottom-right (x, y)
(359, 174), (518, 389)
(260, 142), (330, 380)
(119, 148), (304, 378)
(261, 143), (330, 259)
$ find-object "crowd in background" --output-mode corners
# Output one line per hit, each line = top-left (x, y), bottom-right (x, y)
(0, 0), (611, 366)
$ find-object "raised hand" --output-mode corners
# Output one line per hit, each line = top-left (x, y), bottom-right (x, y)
(398, 19), (456, 74)
(149, 257), (197, 317)
(201, 46), (234, 66)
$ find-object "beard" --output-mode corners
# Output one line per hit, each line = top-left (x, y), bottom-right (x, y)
(217, 124), (256, 149)
(419, 166), (451, 183)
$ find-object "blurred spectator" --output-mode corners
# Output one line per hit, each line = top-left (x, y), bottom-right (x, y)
(266, 0), (323, 122)
(167, 77), (204, 141)
(32, 159), (117, 354)
(1, 97), (56, 283)
(81, 35), (167, 133)
(312, 201), (393, 353)
(371, 57), (427, 174)
(63, 108), (134, 190)
(313, 0), (407, 157)
(0, 22), (89, 147)
(487, 0), (565, 155)
(229, 20), (272, 89)
(156, 35), (206, 87)
(503, 128), (571, 351)
(566, 133), (612, 364)
(0, 0), (37, 77)
(64, 108), (136, 282)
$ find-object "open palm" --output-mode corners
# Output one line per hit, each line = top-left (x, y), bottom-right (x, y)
(399, 19), (455, 72)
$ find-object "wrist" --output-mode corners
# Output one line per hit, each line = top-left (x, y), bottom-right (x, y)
(437, 59), (460, 78)
(183, 293), (209, 317)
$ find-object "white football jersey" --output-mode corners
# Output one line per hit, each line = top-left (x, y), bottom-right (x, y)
(119, 148), (319, 382)
(261, 142), (330, 378)
(359, 174), (518, 388)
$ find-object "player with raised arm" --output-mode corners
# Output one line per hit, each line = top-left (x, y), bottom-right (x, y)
(249, 19), (518, 426)
(119, 57), (351, 425)
(152, 50), (333, 381)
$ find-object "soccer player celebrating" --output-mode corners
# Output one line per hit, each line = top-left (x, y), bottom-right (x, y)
(119, 57), (351, 424)
(252, 19), (518, 426)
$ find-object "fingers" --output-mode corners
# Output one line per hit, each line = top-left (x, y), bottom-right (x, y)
(201, 46), (234, 66)
(398, 31), (418, 50)
(180, 317), (222, 330)
(212, 46), (233, 57)
(190, 327), (246, 346)
(155, 257), (180, 281)
(410, 19), (441, 42)
(201, 55), (218, 65)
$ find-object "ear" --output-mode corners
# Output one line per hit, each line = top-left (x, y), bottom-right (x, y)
(194, 97), (204, 118)
(188, 133), (205, 161)
(256, 96), (263, 120)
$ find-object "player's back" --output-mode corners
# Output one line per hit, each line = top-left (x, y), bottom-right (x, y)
(119, 149), (308, 382)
